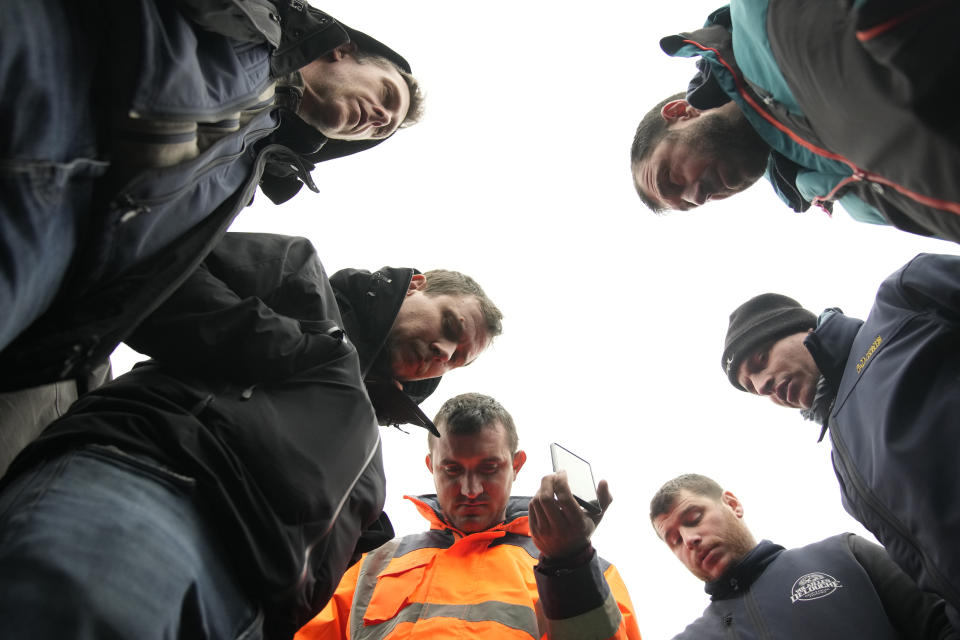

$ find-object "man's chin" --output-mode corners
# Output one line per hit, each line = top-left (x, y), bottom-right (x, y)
(453, 515), (495, 533)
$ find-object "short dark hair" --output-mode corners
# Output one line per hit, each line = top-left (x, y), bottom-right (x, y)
(649, 473), (724, 524)
(630, 91), (687, 212)
(428, 393), (518, 454)
(423, 270), (503, 339)
(353, 50), (425, 128)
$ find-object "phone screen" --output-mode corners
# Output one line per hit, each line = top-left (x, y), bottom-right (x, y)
(550, 443), (601, 513)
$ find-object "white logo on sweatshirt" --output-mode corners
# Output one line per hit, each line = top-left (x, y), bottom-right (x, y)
(790, 572), (843, 603)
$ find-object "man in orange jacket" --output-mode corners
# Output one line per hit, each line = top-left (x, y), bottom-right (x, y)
(297, 392), (642, 640)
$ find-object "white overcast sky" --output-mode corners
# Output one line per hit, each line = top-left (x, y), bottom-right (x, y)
(111, 2), (960, 637)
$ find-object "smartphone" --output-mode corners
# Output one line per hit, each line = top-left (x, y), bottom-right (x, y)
(550, 443), (601, 514)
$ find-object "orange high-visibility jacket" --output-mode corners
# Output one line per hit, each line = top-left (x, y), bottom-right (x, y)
(297, 495), (642, 640)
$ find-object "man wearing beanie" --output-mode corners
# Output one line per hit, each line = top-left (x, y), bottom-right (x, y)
(722, 252), (960, 631)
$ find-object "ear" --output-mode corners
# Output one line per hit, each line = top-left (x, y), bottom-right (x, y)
(660, 99), (700, 124)
(425, 453), (434, 473)
(721, 491), (744, 518)
(406, 273), (427, 296)
(328, 42), (358, 61)
(512, 450), (527, 477)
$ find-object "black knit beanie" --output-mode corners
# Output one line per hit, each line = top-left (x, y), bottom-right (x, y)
(722, 293), (817, 391)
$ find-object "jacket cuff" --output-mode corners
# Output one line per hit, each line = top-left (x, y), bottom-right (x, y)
(535, 546), (607, 618)
(535, 547), (623, 639)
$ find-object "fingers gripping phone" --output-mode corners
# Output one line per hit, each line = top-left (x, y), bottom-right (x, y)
(550, 443), (601, 514)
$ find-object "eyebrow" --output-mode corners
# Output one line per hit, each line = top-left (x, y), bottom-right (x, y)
(648, 168), (677, 212)
(440, 456), (504, 465)
(659, 504), (699, 538)
(654, 168), (669, 201)
(443, 311), (464, 340)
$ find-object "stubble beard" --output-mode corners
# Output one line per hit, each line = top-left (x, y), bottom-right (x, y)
(688, 109), (769, 186)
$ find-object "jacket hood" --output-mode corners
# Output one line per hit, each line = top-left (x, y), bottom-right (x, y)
(407, 495), (532, 537)
(308, 17), (412, 164)
(330, 266), (441, 433)
(259, 5), (414, 204)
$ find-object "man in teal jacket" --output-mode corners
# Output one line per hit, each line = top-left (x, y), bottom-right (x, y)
(630, 0), (960, 243)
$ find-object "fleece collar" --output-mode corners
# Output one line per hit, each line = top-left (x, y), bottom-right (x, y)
(406, 495), (532, 538)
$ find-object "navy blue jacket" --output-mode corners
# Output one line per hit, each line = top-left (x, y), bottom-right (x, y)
(674, 536), (956, 639)
(0, 0), (411, 392)
(803, 253), (960, 630)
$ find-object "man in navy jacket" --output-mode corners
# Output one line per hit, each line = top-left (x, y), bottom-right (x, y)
(722, 253), (960, 628)
(651, 473), (957, 639)
(0, 0), (424, 388)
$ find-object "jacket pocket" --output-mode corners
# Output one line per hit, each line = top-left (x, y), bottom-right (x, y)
(363, 555), (434, 625)
(84, 444), (196, 492)
(82, 113), (277, 287)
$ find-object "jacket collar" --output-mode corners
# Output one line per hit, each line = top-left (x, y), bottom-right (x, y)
(659, 6), (734, 112)
(706, 540), (784, 600)
(800, 309), (863, 439)
(803, 308), (864, 386)
(407, 495), (531, 538)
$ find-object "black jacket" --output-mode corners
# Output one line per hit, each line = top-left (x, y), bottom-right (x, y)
(6, 233), (436, 639)
(0, 1), (412, 392)
(802, 253), (960, 630)
(675, 536), (957, 639)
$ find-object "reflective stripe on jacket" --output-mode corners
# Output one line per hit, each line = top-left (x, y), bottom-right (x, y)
(297, 495), (642, 640)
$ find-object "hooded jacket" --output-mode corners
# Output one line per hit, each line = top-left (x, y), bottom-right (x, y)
(0, 0), (413, 392)
(661, 0), (960, 241)
(297, 495), (641, 640)
(673, 536), (956, 639)
(329, 267), (440, 433)
(4, 233), (437, 639)
(799, 252), (960, 630)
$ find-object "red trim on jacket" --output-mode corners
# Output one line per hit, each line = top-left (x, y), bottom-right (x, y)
(856, 0), (946, 42)
(681, 38), (960, 217)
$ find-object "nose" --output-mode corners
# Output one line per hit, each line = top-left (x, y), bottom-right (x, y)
(431, 339), (456, 363)
(749, 372), (775, 396)
(682, 182), (709, 207)
(459, 473), (482, 498)
(683, 530), (702, 549)
(369, 104), (389, 127)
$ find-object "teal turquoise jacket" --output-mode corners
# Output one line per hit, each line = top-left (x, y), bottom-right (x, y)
(661, 0), (960, 242)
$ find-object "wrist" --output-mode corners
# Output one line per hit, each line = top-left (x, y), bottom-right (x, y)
(539, 544), (594, 570)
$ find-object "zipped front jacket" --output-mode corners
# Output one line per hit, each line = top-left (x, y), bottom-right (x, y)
(6, 234), (438, 639)
(674, 536), (956, 639)
(297, 495), (642, 640)
(0, 0), (412, 392)
(801, 253), (960, 630)
(661, 0), (960, 241)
